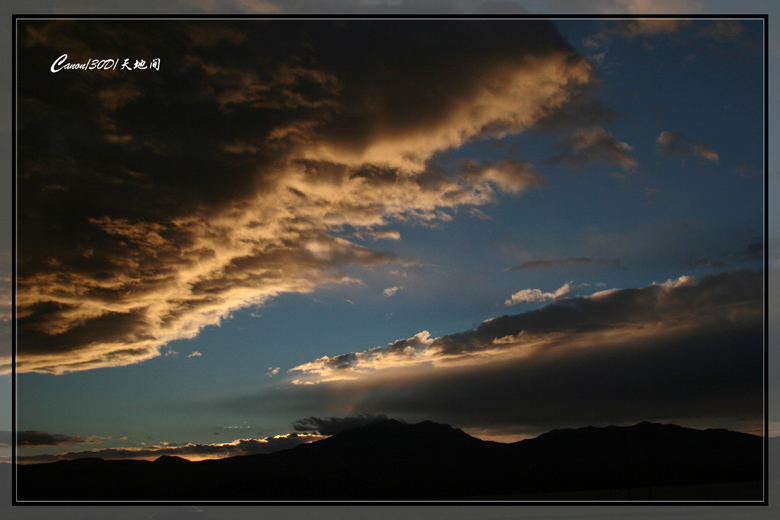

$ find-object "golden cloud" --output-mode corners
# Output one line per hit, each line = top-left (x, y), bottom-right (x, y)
(15, 20), (597, 374)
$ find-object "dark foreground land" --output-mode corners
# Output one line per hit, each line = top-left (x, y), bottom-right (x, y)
(16, 420), (764, 502)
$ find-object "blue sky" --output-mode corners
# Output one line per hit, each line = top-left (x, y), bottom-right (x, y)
(3, 10), (771, 469)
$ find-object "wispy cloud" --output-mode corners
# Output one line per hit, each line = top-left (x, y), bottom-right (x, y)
(214, 425), (252, 432)
(686, 257), (726, 270)
(655, 131), (719, 162)
(459, 159), (546, 195)
(582, 15), (752, 56)
(508, 257), (623, 271)
(545, 126), (637, 171)
(734, 164), (763, 178)
(15, 20), (598, 375)
(356, 229), (402, 241)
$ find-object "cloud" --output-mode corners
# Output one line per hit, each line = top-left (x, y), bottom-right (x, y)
(259, 270), (762, 434)
(0, 275), (9, 322)
(545, 126), (637, 171)
(292, 414), (391, 435)
(266, 367), (280, 377)
(0, 272), (11, 363)
(290, 269), (761, 377)
(357, 229), (401, 241)
(15, 19), (598, 374)
(508, 257), (623, 271)
(459, 159), (546, 195)
(686, 257), (726, 270)
(619, 18), (693, 36)
(15, 433), (324, 464)
(468, 208), (492, 220)
(16, 431), (102, 448)
(0, 431), (10, 448)
(583, 18), (694, 49)
(183, 20), (253, 45)
(290, 330), (435, 381)
(725, 241), (763, 262)
(742, 241), (764, 261)
(383, 286), (402, 297)
(604, 0), (703, 15)
(655, 131), (719, 161)
(734, 164), (763, 178)
(188, 351), (202, 358)
(505, 282), (572, 306)
(215, 425), (252, 431)
(533, 95), (618, 133)
(582, 17), (757, 55)
(97, 84), (144, 111)
(697, 19), (744, 39)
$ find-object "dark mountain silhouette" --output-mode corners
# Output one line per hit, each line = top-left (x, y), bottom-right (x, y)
(16, 420), (764, 502)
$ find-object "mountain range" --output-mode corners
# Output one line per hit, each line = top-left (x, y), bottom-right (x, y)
(15, 420), (764, 502)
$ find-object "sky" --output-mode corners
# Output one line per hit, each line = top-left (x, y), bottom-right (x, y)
(3, 6), (772, 477)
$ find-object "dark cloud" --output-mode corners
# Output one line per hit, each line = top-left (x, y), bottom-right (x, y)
(292, 414), (391, 435)
(655, 131), (719, 162)
(683, 240), (762, 273)
(744, 241), (764, 260)
(545, 126), (636, 171)
(241, 270), (765, 435)
(16, 19), (598, 374)
(508, 257), (623, 271)
(726, 241), (763, 262)
(16, 431), (101, 447)
(16, 433), (323, 464)
(686, 257), (726, 270)
(0, 431), (10, 448)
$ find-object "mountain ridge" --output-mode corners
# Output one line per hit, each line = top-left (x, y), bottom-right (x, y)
(16, 419), (764, 501)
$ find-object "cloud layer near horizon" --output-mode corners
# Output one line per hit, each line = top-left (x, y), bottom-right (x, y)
(14, 20), (596, 374)
(11, 414), (395, 464)
(231, 270), (763, 435)
(16, 431), (102, 447)
(15, 431), (324, 464)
